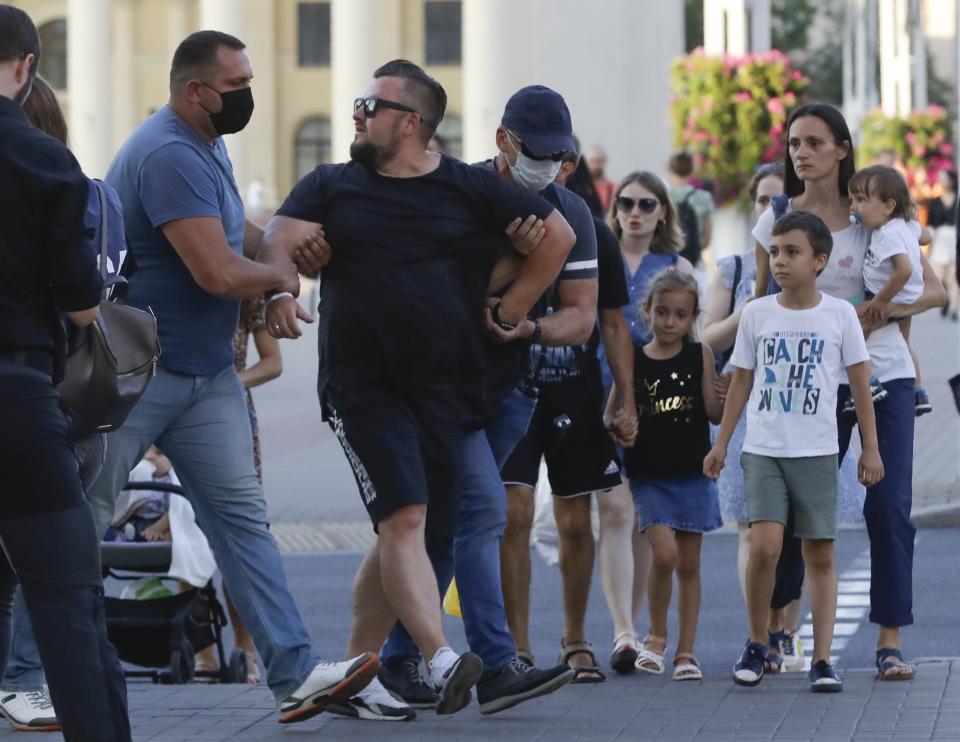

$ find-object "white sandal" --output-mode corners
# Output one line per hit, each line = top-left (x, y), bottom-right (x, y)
(634, 634), (666, 675)
(672, 653), (703, 681)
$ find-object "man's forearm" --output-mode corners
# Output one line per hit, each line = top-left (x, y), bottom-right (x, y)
(243, 219), (265, 259)
(498, 213), (574, 323)
(537, 304), (595, 347)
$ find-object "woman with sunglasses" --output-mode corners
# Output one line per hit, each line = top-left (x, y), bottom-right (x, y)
(751, 103), (946, 682)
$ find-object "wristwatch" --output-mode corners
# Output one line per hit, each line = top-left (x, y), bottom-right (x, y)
(531, 317), (542, 341)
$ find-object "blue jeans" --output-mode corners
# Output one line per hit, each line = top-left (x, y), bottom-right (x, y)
(84, 366), (320, 700)
(381, 386), (537, 673)
(838, 378), (916, 627)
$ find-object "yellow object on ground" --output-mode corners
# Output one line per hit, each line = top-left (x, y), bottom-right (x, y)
(443, 578), (462, 618)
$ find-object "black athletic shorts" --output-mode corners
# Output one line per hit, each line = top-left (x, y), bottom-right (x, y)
(500, 380), (622, 498)
(325, 385), (465, 533)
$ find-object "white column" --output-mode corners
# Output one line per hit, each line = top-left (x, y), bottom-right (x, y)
(748, 0), (772, 52)
(704, 0), (747, 56)
(200, 0), (246, 186)
(880, 0), (912, 117)
(462, 0), (683, 180)
(331, 0), (378, 162)
(909, 0), (928, 109)
(111, 0), (136, 153)
(242, 0), (277, 209)
(67, 0), (111, 177)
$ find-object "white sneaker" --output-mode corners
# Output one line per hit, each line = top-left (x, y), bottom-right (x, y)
(0, 689), (60, 732)
(782, 631), (805, 672)
(277, 653), (379, 724)
(327, 677), (416, 721)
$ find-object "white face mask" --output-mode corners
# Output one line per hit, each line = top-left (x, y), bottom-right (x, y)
(507, 136), (561, 193)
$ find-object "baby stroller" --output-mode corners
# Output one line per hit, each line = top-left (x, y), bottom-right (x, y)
(101, 481), (247, 684)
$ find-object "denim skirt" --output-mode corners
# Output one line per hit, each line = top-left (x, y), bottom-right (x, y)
(629, 475), (723, 534)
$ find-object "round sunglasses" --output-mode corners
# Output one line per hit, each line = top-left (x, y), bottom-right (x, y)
(616, 196), (659, 214)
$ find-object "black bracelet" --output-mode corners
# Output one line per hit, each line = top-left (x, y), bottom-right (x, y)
(491, 301), (517, 331)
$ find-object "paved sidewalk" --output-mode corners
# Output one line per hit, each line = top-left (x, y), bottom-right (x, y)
(7, 659), (956, 741)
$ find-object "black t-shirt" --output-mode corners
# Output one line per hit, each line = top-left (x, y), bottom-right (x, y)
(531, 216), (628, 387)
(276, 155), (554, 424)
(623, 341), (710, 478)
(926, 195), (957, 228)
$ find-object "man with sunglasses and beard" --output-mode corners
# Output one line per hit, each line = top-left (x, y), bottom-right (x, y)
(373, 85), (601, 713)
(259, 61), (576, 719)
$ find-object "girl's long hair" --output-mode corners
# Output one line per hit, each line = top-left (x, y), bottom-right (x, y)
(642, 268), (701, 342)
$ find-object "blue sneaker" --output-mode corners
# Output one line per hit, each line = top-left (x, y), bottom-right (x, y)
(809, 660), (843, 693)
(733, 641), (766, 687)
(841, 376), (887, 416)
(915, 388), (932, 417)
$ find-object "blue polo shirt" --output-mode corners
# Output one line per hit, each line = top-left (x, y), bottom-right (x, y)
(106, 106), (244, 375)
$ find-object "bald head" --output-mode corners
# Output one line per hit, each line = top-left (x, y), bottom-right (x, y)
(585, 144), (607, 179)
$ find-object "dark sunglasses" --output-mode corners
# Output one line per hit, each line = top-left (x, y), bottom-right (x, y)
(354, 96), (420, 119)
(506, 132), (568, 162)
(616, 196), (659, 214)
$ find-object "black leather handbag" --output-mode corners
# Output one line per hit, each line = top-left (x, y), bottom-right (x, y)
(57, 182), (160, 434)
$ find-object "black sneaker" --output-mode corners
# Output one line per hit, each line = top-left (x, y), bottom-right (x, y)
(809, 660), (843, 693)
(477, 660), (575, 715)
(378, 660), (438, 710)
(915, 388), (933, 417)
(733, 641), (767, 687)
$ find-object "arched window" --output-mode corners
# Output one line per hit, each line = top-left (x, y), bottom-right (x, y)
(435, 114), (462, 159)
(38, 19), (67, 90)
(294, 117), (331, 182)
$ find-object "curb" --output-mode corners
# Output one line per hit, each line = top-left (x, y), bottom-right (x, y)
(911, 501), (960, 529)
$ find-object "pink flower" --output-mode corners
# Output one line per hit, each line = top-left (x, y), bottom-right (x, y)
(694, 131), (708, 143)
(792, 70), (803, 80)
(767, 97), (784, 115)
(763, 145), (781, 161)
(733, 92), (752, 103)
(912, 145), (925, 157)
(783, 92), (797, 106)
(905, 131), (917, 144)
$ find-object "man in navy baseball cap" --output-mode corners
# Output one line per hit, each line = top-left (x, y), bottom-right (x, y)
(496, 86), (576, 192)
(500, 85), (575, 160)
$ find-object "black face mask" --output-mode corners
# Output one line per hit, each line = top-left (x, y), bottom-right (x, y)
(201, 84), (254, 135)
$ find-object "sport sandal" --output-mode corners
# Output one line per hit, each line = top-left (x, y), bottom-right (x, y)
(876, 648), (915, 681)
(559, 640), (605, 683)
(672, 653), (703, 681)
(634, 634), (666, 675)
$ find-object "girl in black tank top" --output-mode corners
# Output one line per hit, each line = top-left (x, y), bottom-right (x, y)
(609, 270), (724, 680)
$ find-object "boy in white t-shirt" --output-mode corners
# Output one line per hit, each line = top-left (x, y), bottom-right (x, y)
(848, 165), (930, 416)
(704, 211), (884, 693)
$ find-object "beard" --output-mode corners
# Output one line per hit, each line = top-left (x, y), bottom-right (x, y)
(349, 123), (403, 171)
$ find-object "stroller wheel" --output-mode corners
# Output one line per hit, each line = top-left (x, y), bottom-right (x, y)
(170, 639), (195, 684)
(224, 648), (248, 684)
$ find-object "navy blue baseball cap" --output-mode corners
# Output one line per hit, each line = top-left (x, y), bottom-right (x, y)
(501, 85), (574, 159)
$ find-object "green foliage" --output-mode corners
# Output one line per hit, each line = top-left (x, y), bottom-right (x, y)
(858, 106), (954, 182)
(771, 0), (816, 52)
(670, 49), (809, 206)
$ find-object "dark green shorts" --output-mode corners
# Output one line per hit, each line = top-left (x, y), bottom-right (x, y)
(741, 452), (839, 540)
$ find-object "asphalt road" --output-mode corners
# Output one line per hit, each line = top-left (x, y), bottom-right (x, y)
(277, 528), (959, 679)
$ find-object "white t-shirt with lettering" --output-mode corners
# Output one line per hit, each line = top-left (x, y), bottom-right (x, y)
(731, 293), (871, 458)
(753, 201), (916, 383)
